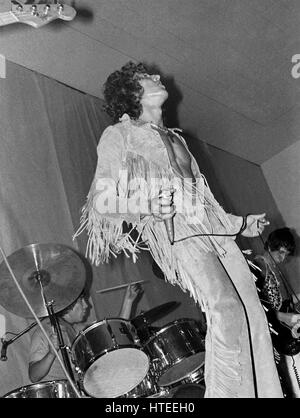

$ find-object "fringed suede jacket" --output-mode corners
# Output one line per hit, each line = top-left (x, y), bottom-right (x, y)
(75, 114), (243, 293)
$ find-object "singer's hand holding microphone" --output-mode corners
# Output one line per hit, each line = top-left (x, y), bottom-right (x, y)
(151, 188), (176, 245)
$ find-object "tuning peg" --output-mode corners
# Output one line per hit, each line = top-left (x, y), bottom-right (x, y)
(31, 4), (37, 16)
(44, 5), (51, 15)
(57, 4), (64, 14)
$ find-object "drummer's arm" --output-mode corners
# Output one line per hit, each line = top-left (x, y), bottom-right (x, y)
(29, 351), (57, 383)
(118, 284), (142, 319)
(29, 332), (59, 383)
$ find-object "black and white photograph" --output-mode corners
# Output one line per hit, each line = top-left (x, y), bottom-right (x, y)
(0, 0), (299, 400)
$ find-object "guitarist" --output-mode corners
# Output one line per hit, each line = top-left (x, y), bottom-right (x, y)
(251, 227), (300, 398)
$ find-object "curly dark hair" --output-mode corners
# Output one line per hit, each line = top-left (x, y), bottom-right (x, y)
(103, 61), (148, 122)
(265, 227), (296, 255)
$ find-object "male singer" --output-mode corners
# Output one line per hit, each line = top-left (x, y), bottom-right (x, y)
(74, 62), (282, 397)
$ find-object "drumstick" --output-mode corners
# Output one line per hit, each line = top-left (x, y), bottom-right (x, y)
(96, 280), (147, 294)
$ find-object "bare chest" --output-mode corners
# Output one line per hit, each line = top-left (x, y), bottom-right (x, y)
(156, 129), (194, 179)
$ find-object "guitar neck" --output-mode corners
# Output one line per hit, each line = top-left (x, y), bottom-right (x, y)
(0, 3), (76, 28)
(0, 11), (18, 26)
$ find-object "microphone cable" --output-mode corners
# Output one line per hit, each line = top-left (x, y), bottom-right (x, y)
(172, 215), (250, 243)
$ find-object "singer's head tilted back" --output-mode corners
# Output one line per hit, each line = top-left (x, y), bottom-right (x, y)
(103, 61), (168, 126)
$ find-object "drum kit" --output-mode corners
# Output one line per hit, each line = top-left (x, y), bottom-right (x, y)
(0, 243), (206, 398)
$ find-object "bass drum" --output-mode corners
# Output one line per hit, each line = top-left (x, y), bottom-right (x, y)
(143, 318), (205, 387)
(3, 380), (77, 398)
(71, 318), (149, 398)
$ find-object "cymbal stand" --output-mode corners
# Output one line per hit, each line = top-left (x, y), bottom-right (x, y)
(38, 276), (84, 394)
(0, 246), (82, 398)
(43, 296), (75, 382)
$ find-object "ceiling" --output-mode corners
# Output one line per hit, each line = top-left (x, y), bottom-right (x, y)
(1, 0), (300, 164)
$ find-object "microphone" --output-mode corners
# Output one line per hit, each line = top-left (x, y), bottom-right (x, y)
(1, 339), (8, 361)
(161, 189), (175, 245)
(164, 216), (174, 245)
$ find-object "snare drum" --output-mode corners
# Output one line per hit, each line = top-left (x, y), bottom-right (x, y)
(3, 380), (77, 398)
(143, 318), (205, 387)
(71, 318), (149, 398)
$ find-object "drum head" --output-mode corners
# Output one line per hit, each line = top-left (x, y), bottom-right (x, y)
(158, 351), (205, 387)
(83, 348), (149, 398)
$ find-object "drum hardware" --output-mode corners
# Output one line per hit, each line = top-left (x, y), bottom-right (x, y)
(147, 388), (170, 398)
(0, 244), (86, 398)
(119, 320), (140, 345)
(1, 316), (48, 361)
(133, 335), (141, 345)
(106, 319), (119, 348)
(44, 297), (76, 383)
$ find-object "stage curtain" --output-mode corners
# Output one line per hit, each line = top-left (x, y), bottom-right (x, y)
(0, 60), (109, 395)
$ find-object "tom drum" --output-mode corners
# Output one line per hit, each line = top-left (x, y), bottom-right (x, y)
(143, 318), (205, 387)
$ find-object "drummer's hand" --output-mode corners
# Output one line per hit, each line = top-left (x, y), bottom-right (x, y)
(48, 332), (59, 355)
(125, 284), (143, 302)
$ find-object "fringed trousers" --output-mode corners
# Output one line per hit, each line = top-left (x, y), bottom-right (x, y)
(172, 239), (283, 398)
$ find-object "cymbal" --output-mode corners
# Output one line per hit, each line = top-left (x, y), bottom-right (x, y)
(131, 301), (180, 327)
(0, 243), (86, 318)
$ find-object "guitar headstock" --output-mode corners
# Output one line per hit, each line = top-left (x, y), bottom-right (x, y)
(10, 2), (76, 28)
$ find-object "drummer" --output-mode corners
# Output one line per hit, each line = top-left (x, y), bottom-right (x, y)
(28, 284), (142, 383)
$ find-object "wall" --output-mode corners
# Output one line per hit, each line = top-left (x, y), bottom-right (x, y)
(0, 60), (104, 396)
(186, 134), (284, 255)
